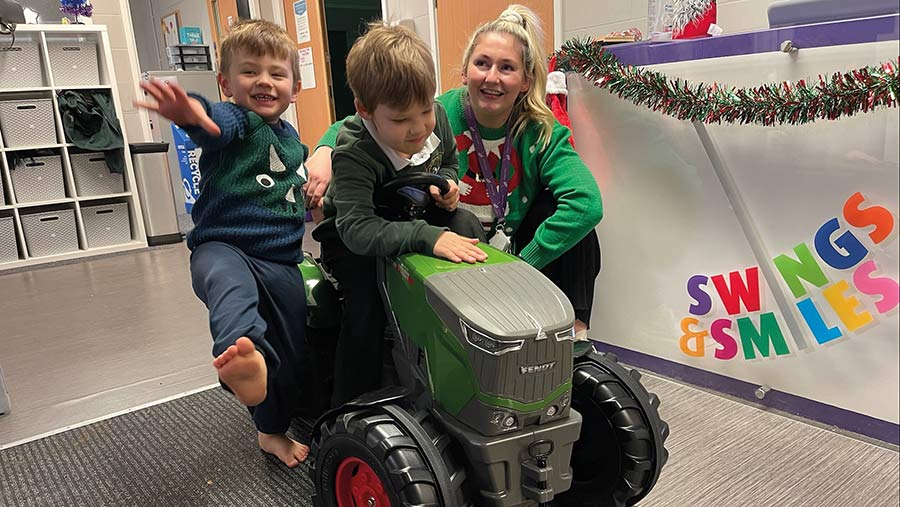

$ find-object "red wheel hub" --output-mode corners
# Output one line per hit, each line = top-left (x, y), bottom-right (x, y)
(335, 457), (390, 507)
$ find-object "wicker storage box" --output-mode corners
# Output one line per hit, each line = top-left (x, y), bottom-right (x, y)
(0, 39), (44, 89)
(82, 202), (131, 248)
(0, 216), (18, 263)
(47, 41), (100, 87)
(71, 153), (124, 196)
(10, 155), (65, 203)
(21, 209), (78, 257)
(0, 99), (58, 148)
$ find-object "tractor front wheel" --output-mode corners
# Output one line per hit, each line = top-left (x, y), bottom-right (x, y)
(556, 350), (670, 507)
(310, 406), (470, 506)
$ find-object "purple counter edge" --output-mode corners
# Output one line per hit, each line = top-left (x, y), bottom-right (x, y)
(591, 341), (900, 446)
(604, 14), (899, 67)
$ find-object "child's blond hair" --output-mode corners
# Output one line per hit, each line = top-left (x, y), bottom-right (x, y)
(461, 5), (555, 148)
(346, 22), (436, 111)
(219, 19), (300, 83)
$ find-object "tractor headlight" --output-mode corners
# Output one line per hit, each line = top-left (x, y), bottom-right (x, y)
(490, 411), (519, 432)
(555, 326), (576, 342)
(460, 319), (524, 356)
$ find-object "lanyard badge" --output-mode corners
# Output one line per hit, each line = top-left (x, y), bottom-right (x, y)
(464, 96), (514, 238)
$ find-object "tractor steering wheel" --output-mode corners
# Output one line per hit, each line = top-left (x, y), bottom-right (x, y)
(378, 172), (450, 221)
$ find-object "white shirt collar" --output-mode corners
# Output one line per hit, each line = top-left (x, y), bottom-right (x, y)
(362, 117), (441, 171)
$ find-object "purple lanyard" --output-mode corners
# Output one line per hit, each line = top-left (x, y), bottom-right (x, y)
(464, 96), (513, 227)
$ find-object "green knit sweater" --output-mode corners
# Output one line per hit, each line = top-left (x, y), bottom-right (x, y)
(320, 87), (603, 269)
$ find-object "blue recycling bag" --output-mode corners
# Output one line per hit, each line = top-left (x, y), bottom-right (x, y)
(171, 124), (202, 213)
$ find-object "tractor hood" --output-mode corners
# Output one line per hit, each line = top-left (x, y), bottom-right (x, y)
(424, 261), (575, 340)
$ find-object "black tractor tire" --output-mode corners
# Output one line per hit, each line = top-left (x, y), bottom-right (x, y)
(310, 405), (470, 506)
(556, 350), (670, 507)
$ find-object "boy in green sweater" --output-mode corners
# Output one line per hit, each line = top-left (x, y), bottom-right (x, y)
(312, 22), (487, 405)
(136, 20), (311, 467)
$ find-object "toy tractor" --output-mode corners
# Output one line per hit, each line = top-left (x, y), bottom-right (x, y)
(299, 173), (669, 506)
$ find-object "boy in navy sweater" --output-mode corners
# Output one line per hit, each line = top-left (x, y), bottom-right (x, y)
(137, 20), (310, 467)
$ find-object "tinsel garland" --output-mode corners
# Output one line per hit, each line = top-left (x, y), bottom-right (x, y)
(673, 0), (715, 32)
(553, 38), (900, 126)
(60, 0), (93, 18)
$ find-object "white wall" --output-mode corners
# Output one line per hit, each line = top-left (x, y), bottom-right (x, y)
(382, 0), (440, 89)
(148, 0), (216, 70)
(560, 0), (777, 47)
(128, 0), (161, 73)
(91, 0), (152, 143)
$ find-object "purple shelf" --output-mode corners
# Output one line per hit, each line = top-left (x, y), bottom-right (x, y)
(605, 14), (899, 66)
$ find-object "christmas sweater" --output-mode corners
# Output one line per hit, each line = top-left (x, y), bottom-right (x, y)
(319, 87), (602, 269)
(184, 95), (308, 263)
(314, 101), (459, 257)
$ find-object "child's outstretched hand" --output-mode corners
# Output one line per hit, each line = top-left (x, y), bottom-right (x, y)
(430, 179), (460, 211)
(135, 79), (221, 137)
(433, 232), (487, 264)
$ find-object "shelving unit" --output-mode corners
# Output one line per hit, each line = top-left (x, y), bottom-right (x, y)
(0, 25), (146, 271)
(166, 44), (213, 71)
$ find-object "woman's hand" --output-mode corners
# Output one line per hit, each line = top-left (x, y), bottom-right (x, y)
(430, 179), (460, 211)
(303, 146), (333, 209)
(433, 232), (487, 263)
(135, 79), (220, 137)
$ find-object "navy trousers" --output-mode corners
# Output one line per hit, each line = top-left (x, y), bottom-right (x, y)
(190, 241), (310, 434)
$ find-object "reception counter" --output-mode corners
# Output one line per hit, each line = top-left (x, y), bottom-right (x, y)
(569, 14), (899, 444)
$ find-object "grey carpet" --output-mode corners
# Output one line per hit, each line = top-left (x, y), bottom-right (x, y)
(638, 377), (899, 507)
(1, 375), (897, 506)
(0, 388), (315, 507)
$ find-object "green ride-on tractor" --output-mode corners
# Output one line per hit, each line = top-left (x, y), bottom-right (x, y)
(299, 173), (669, 506)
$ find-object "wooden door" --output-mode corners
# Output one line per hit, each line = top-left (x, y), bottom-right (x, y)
(207, 0), (241, 100)
(435, 0), (554, 94)
(282, 0), (335, 144)
(207, 0), (241, 54)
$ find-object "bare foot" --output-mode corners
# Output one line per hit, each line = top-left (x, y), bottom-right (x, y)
(213, 337), (267, 406)
(258, 432), (310, 467)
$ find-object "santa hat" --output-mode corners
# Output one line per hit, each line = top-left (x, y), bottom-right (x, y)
(546, 55), (575, 148)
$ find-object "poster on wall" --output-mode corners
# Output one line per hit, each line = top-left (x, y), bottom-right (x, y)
(293, 0), (311, 44)
(161, 11), (180, 47)
(298, 47), (316, 90)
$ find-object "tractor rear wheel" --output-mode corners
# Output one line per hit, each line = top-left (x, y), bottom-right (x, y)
(556, 350), (670, 507)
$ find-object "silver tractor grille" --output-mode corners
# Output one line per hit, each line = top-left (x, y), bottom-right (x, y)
(426, 261), (576, 404)
(467, 327), (572, 403)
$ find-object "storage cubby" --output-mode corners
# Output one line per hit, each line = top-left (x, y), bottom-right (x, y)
(19, 205), (80, 258)
(0, 33), (48, 89)
(6, 149), (70, 204)
(81, 200), (133, 248)
(0, 25), (146, 271)
(70, 150), (125, 197)
(0, 92), (59, 148)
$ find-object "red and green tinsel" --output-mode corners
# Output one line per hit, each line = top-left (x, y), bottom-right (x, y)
(553, 38), (900, 126)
